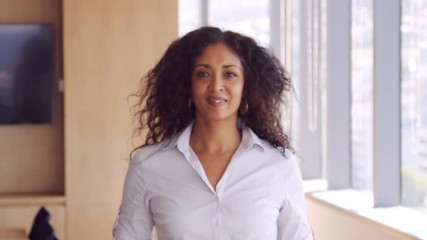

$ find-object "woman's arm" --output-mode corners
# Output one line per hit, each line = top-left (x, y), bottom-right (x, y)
(277, 154), (314, 240)
(113, 159), (154, 240)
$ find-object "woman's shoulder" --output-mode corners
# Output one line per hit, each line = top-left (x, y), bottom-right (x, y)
(275, 146), (296, 160)
(258, 140), (303, 170)
(256, 137), (295, 160)
(243, 125), (295, 160)
(130, 138), (173, 165)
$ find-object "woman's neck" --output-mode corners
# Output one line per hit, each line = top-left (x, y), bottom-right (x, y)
(190, 118), (241, 155)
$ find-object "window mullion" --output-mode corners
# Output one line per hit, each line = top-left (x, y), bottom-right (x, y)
(373, 0), (401, 207)
(270, 0), (283, 60)
(326, 0), (351, 189)
(202, 0), (208, 25)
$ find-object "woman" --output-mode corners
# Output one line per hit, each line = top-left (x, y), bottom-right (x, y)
(114, 26), (314, 240)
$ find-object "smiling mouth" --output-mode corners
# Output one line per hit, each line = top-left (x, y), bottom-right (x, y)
(207, 97), (227, 105)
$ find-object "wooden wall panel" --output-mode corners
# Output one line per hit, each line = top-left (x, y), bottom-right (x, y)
(63, 0), (177, 239)
(0, 0), (63, 194)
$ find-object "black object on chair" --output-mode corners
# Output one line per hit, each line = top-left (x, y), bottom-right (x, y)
(28, 207), (58, 240)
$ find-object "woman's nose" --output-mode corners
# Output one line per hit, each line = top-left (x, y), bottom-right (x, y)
(208, 74), (224, 92)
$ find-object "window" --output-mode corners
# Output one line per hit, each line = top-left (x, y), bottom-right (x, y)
(287, 0), (326, 180)
(351, 0), (373, 191)
(178, 0), (203, 37)
(178, 0), (271, 48)
(287, 0), (301, 156)
(208, 0), (270, 47)
(401, 0), (427, 210)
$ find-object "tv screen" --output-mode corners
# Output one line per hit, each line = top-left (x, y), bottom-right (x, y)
(0, 24), (54, 124)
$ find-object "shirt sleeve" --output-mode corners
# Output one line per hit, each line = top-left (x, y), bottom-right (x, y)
(113, 159), (154, 240)
(277, 153), (314, 240)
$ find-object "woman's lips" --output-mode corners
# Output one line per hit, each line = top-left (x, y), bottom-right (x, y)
(207, 96), (227, 106)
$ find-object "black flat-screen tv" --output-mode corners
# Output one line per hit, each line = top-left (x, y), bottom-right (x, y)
(0, 24), (54, 124)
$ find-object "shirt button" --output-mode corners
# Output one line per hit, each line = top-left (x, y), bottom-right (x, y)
(213, 216), (219, 226)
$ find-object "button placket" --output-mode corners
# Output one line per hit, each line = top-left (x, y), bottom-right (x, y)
(215, 195), (222, 240)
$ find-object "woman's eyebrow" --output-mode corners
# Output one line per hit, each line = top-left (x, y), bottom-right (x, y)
(223, 64), (239, 68)
(194, 64), (211, 68)
(194, 64), (241, 69)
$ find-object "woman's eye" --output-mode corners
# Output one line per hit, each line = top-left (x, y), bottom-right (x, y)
(196, 71), (210, 78)
(224, 72), (237, 78)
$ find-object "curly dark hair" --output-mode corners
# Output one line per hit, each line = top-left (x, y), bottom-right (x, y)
(131, 26), (292, 155)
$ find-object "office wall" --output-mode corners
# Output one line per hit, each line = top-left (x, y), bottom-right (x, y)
(63, 0), (177, 239)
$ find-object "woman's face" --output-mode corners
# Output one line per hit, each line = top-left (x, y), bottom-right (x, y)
(191, 43), (244, 123)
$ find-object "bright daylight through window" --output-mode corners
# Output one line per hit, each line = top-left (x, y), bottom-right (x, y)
(351, 0), (373, 192)
(401, 0), (427, 212)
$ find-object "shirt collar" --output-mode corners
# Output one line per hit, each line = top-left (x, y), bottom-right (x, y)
(161, 122), (265, 153)
(240, 124), (265, 151)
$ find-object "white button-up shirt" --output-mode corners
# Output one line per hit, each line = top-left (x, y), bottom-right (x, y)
(114, 123), (313, 240)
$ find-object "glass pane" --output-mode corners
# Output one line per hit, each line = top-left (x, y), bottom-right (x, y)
(179, 0), (203, 36)
(208, 0), (270, 46)
(291, 0), (327, 180)
(401, 0), (427, 210)
(351, 0), (373, 190)
(290, 0), (301, 150)
(320, 0), (328, 178)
